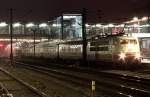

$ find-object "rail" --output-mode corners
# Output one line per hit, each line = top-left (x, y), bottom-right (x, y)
(14, 61), (150, 97)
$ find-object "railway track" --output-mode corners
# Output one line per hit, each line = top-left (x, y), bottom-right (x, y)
(0, 67), (47, 97)
(15, 61), (150, 97)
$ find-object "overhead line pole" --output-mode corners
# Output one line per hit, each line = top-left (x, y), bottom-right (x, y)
(10, 8), (13, 66)
(82, 8), (87, 65)
(33, 29), (36, 57)
(61, 15), (64, 40)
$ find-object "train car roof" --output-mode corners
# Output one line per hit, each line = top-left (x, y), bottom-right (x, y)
(32, 35), (138, 47)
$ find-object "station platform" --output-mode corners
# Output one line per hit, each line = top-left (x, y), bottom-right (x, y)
(141, 59), (150, 64)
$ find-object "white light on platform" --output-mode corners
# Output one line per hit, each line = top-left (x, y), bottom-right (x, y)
(13, 23), (21, 27)
(39, 23), (47, 28)
(120, 24), (125, 27)
(85, 24), (90, 27)
(52, 24), (57, 27)
(96, 24), (102, 27)
(26, 23), (35, 28)
(133, 24), (139, 27)
(142, 17), (148, 21)
(133, 17), (138, 21)
(63, 16), (76, 19)
(0, 22), (7, 27)
(108, 24), (114, 27)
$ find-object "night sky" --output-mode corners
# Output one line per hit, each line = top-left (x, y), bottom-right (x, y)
(0, 0), (149, 23)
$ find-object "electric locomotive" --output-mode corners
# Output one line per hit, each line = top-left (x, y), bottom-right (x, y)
(88, 36), (141, 64)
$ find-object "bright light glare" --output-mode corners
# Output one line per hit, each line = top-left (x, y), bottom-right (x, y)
(0, 22), (7, 27)
(135, 53), (141, 59)
(63, 16), (76, 19)
(96, 24), (102, 27)
(119, 53), (125, 59)
(85, 24), (90, 27)
(13, 23), (21, 27)
(39, 23), (47, 28)
(108, 24), (114, 27)
(26, 23), (35, 28)
(52, 24), (61, 27)
(120, 24), (125, 27)
(133, 17), (138, 21)
(142, 17), (148, 21)
(52, 24), (57, 27)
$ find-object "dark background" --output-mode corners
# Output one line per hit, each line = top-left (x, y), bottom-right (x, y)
(0, 0), (149, 23)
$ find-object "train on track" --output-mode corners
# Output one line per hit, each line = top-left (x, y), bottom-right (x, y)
(16, 35), (141, 65)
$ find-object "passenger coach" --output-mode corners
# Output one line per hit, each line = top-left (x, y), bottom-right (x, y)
(18, 35), (141, 65)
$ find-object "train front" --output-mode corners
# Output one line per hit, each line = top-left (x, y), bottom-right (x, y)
(113, 37), (141, 64)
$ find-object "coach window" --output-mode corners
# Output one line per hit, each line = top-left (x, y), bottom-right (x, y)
(98, 40), (109, 45)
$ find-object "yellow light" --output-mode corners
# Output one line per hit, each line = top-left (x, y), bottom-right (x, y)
(120, 24), (125, 27)
(39, 23), (47, 28)
(133, 17), (138, 21)
(0, 22), (7, 27)
(142, 17), (148, 21)
(119, 53), (125, 59)
(96, 24), (102, 27)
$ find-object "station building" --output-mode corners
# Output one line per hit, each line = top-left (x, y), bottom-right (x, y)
(86, 17), (150, 59)
(0, 14), (150, 59)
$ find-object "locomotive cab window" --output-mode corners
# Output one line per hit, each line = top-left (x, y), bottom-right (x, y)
(120, 39), (137, 44)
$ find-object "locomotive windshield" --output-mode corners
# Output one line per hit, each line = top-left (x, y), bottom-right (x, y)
(120, 39), (137, 44)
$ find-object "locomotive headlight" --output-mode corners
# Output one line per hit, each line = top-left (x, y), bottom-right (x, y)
(119, 53), (125, 59)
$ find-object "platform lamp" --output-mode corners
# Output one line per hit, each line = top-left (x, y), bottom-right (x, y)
(26, 22), (35, 57)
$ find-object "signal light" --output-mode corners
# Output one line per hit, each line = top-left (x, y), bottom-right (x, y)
(119, 53), (125, 59)
(0, 44), (3, 47)
(0, 43), (4, 48)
